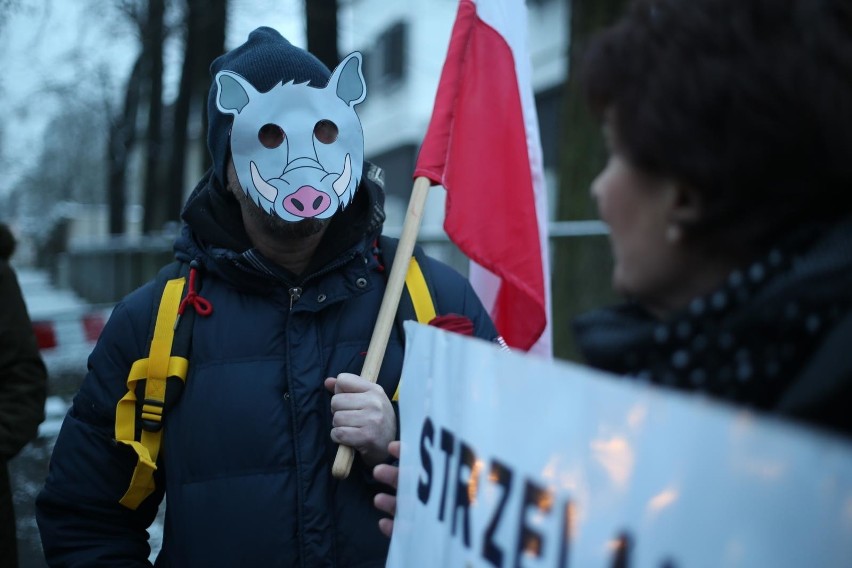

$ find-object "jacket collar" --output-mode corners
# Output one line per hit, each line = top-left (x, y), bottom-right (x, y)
(177, 164), (387, 292)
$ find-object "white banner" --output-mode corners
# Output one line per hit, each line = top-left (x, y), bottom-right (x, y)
(387, 323), (852, 567)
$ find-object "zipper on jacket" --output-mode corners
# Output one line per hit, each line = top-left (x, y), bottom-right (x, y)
(284, 246), (369, 311)
(287, 249), (363, 310)
(288, 286), (302, 309)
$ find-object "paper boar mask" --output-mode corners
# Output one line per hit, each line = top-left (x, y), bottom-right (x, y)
(215, 52), (366, 221)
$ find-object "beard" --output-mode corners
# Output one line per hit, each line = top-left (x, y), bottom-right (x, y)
(228, 169), (330, 240)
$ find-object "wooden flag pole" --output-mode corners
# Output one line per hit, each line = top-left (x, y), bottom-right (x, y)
(331, 176), (432, 479)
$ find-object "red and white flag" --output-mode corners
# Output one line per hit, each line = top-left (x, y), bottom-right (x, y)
(414, 0), (552, 355)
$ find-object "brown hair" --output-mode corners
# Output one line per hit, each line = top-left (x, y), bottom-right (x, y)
(584, 0), (852, 251)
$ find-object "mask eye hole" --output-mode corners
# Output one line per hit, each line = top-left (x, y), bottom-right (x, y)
(314, 119), (338, 144)
(258, 124), (285, 149)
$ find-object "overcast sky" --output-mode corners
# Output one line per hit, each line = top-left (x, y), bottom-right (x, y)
(0, 0), (305, 195)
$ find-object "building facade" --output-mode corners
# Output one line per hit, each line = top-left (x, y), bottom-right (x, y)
(340, 0), (569, 242)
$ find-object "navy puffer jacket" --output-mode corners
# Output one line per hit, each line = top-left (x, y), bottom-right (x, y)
(36, 169), (498, 567)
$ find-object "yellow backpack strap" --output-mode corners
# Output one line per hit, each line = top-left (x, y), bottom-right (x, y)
(405, 257), (437, 325)
(392, 254), (435, 402)
(115, 273), (190, 510)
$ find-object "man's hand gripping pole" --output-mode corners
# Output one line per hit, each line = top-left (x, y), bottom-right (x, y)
(331, 176), (431, 479)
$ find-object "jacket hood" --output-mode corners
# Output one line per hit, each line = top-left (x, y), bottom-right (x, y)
(176, 163), (387, 292)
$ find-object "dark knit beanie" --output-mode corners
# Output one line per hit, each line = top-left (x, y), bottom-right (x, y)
(207, 27), (331, 186)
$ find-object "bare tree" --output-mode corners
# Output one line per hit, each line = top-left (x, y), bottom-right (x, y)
(102, 0), (172, 235)
(166, 0), (227, 221)
(552, 0), (628, 360)
(306, 0), (339, 70)
(9, 99), (110, 261)
(0, 0), (23, 34)
(40, 105), (109, 204)
(107, 55), (143, 235)
(141, 0), (166, 233)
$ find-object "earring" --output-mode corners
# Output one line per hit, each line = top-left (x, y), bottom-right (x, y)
(666, 223), (682, 243)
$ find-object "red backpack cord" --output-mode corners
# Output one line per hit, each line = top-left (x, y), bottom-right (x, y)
(178, 263), (213, 318)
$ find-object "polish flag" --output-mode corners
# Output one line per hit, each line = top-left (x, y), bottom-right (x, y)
(414, 0), (552, 355)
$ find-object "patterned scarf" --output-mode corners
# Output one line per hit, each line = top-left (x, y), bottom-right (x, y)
(573, 219), (852, 411)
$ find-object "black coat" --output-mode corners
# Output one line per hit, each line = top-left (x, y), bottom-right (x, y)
(0, 260), (47, 565)
(36, 170), (498, 567)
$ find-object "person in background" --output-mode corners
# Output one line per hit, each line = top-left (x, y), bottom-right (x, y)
(36, 27), (497, 567)
(0, 224), (16, 262)
(373, 0), (852, 535)
(0, 222), (48, 566)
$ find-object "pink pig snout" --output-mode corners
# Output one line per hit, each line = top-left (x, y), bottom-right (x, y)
(283, 185), (331, 218)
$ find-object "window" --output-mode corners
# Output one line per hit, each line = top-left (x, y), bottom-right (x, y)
(364, 20), (407, 89)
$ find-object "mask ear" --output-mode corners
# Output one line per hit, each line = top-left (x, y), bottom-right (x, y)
(215, 71), (255, 115)
(329, 52), (366, 107)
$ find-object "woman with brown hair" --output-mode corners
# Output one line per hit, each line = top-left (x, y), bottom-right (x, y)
(573, 0), (852, 435)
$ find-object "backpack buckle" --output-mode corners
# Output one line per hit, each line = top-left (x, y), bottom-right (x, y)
(140, 399), (165, 432)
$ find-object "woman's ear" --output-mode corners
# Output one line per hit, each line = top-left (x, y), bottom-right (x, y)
(668, 182), (703, 222)
(664, 182), (703, 243)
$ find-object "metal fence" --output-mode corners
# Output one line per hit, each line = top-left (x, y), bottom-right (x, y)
(57, 221), (609, 306)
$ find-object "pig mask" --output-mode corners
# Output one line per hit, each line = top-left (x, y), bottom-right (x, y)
(215, 51), (366, 222)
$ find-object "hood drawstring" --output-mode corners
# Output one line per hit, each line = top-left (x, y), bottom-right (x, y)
(372, 239), (385, 273)
(175, 261), (213, 330)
